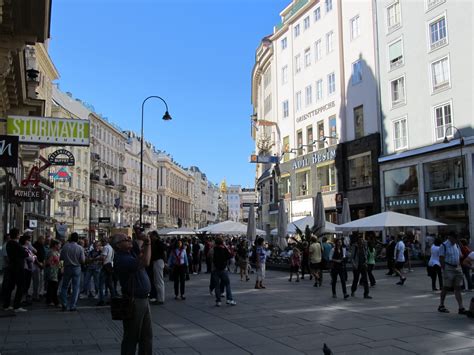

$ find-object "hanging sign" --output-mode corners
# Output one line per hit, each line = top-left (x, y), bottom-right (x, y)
(48, 149), (75, 166)
(49, 167), (72, 182)
(0, 135), (19, 167)
(11, 187), (44, 202)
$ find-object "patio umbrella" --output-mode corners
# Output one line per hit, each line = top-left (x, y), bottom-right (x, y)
(270, 216), (339, 235)
(246, 204), (257, 242)
(335, 211), (446, 232)
(197, 220), (265, 236)
(277, 199), (288, 249)
(341, 198), (351, 245)
(167, 227), (196, 235)
(313, 192), (326, 237)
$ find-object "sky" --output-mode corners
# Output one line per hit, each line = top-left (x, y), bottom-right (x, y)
(49, 0), (290, 187)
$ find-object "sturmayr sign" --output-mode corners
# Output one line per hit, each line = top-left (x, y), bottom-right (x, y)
(6, 115), (90, 146)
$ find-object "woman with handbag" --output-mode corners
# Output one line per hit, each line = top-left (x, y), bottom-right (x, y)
(168, 239), (188, 300)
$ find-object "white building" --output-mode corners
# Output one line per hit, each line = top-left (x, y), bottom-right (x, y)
(227, 185), (242, 222)
(376, 0), (474, 239)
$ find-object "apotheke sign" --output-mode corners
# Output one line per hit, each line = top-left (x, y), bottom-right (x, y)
(7, 115), (90, 146)
(296, 101), (335, 123)
(292, 147), (336, 170)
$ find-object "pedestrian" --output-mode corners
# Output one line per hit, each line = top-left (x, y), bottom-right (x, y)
(367, 240), (376, 287)
(213, 237), (237, 306)
(151, 231), (167, 305)
(350, 236), (372, 299)
(204, 238), (213, 273)
(191, 238), (200, 274)
(168, 239), (188, 300)
(82, 241), (102, 298)
(428, 238), (443, 291)
(237, 240), (250, 282)
(97, 236), (116, 306)
(289, 247), (301, 282)
(393, 234), (407, 285)
(2, 228), (28, 312)
(438, 234), (467, 314)
(32, 235), (46, 301)
(112, 233), (153, 355)
(44, 239), (61, 306)
(59, 232), (85, 311)
(330, 238), (349, 299)
(309, 236), (322, 287)
(321, 237), (333, 284)
(19, 234), (36, 305)
(255, 237), (267, 289)
(459, 239), (472, 291)
(386, 236), (395, 275)
(301, 241), (310, 280)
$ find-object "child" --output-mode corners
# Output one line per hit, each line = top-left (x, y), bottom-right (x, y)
(289, 247), (301, 282)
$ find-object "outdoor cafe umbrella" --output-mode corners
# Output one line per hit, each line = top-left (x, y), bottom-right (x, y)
(167, 227), (196, 235)
(197, 220), (265, 236)
(270, 216), (339, 235)
(313, 192), (326, 236)
(277, 199), (288, 249)
(246, 204), (257, 242)
(341, 198), (351, 245)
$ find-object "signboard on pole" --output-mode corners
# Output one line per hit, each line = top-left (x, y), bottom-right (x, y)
(48, 149), (75, 166)
(58, 200), (79, 207)
(249, 155), (279, 164)
(11, 187), (44, 202)
(7, 115), (90, 146)
(0, 135), (18, 167)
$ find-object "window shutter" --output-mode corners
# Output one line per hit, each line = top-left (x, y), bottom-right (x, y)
(389, 40), (402, 62)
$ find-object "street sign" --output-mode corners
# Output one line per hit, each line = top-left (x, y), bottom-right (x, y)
(249, 155), (279, 164)
(99, 217), (111, 223)
(0, 135), (18, 167)
(58, 200), (79, 207)
(242, 202), (259, 207)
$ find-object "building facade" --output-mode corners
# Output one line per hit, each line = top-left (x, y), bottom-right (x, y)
(376, 0), (473, 239)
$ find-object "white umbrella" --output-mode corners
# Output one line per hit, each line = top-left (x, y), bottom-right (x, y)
(336, 211), (446, 232)
(246, 204), (257, 242)
(313, 192), (326, 236)
(270, 216), (339, 235)
(197, 220), (265, 236)
(277, 199), (288, 249)
(166, 227), (196, 235)
(341, 198), (351, 245)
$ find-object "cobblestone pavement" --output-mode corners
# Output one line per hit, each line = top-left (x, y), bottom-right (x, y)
(1, 268), (473, 354)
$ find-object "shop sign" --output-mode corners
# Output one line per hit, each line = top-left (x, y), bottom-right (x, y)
(58, 200), (79, 207)
(29, 220), (38, 228)
(99, 217), (111, 223)
(249, 155), (279, 164)
(0, 135), (18, 167)
(7, 115), (90, 146)
(11, 187), (44, 201)
(48, 149), (75, 166)
(427, 189), (465, 207)
(386, 195), (418, 210)
(49, 167), (72, 182)
(296, 101), (335, 123)
(292, 147), (336, 170)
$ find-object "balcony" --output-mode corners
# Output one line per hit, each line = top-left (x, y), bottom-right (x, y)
(119, 167), (127, 174)
(90, 173), (100, 182)
(91, 153), (100, 162)
(105, 179), (115, 187)
(117, 184), (127, 193)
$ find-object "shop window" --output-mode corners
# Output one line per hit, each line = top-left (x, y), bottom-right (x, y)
(297, 130), (303, 156)
(318, 164), (336, 193)
(282, 136), (290, 162)
(424, 157), (464, 191)
(354, 105), (364, 139)
(384, 166), (418, 197)
(317, 121), (325, 149)
(329, 116), (337, 145)
(348, 153), (372, 189)
(296, 170), (311, 197)
(279, 176), (290, 198)
(306, 126), (314, 153)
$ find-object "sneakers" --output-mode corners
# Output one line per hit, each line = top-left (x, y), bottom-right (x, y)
(396, 278), (406, 285)
(458, 308), (468, 315)
(226, 300), (237, 306)
(149, 298), (157, 302)
(79, 294), (87, 300)
(216, 301), (222, 307)
(3, 306), (13, 311)
(344, 294), (350, 299)
(363, 295), (373, 299)
(14, 307), (27, 313)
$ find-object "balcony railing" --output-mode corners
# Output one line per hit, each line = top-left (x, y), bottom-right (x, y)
(90, 173), (100, 181)
(119, 167), (127, 174)
(105, 179), (115, 187)
(117, 184), (127, 193)
(91, 153), (100, 162)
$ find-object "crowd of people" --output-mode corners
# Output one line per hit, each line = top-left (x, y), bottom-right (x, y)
(2, 227), (474, 354)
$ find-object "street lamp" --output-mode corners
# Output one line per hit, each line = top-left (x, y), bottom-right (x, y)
(140, 96), (172, 227)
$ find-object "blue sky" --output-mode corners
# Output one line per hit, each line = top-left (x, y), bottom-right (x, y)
(49, 0), (289, 187)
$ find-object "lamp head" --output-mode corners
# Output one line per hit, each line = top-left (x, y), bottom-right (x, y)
(162, 111), (172, 121)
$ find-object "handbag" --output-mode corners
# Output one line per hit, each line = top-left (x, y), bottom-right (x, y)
(110, 274), (134, 321)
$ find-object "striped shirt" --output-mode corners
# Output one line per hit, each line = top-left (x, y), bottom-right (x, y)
(439, 241), (461, 267)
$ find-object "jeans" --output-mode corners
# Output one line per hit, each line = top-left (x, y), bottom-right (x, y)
(153, 259), (165, 303)
(59, 265), (81, 310)
(351, 265), (369, 297)
(367, 263), (376, 286)
(121, 298), (152, 355)
(173, 265), (186, 297)
(32, 267), (44, 298)
(431, 264), (443, 290)
(331, 266), (347, 296)
(83, 268), (100, 295)
(99, 267), (117, 302)
(214, 270), (232, 302)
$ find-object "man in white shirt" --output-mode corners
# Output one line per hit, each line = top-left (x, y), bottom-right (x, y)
(393, 234), (407, 285)
(97, 236), (117, 306)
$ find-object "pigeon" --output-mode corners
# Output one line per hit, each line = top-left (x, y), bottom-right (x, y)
(323, 343), (334, 355)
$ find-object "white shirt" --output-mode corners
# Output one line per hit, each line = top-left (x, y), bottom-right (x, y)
(102, 244), (114, 265)
(395, 241), (405, 262)
(428, 245), (441, 267)
(467, 251), (474, 269)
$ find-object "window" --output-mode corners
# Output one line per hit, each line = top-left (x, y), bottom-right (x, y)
(316, 79), (323, 100)
(304, 16), (310, 30)
(350, 15), (360, 40)
(314, 7), (321, 21)
(388, 38), (404, 70)
(296, 170), (311, 196)
(294, 24), (300, 38)
(348, 153), (372, 188)
(352, 60), (362, 85)
(317, 121), (325, 149)
(279, 175), (290, 197)
(282, 100), (289, 118)
(387, 1), (401, 30)
(315, 39), (322, 61)
(281, 37), (287, 50)
(424, 157), (464, 191)
(393, 117), (408, 150)
(434, 102), (452, 140)
(264, 94), (272, 115)
(295, 91), (302, 111)
(329, 116), (337, 145)
(281, 65), (288, 84)
(282, 136), (290, 162)
(325, 0), (333, 13)
(295, 54), (301, 73)
(304, 48), (311, 68)
(305, 85), (312, 106)
(297, 130), (303, 156)
(431, 56), (450, 91)
(429, 16), (447, 50)
(307, 126), (314, 153)
(390, 76), (405, 107)
(318, 164), (336, 192)
(263, 68), (271, 88)
(354, 105), (364, 139)
(328, 72), (336, 94)
(326, 31), (334, 53)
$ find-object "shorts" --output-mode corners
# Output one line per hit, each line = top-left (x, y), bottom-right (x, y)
(395, 262), (405, 270)
(310, 263), (321, 273)
(290, 265), (299, 273)
(239, 261), (248, 270)
(443, 266), (464, 289)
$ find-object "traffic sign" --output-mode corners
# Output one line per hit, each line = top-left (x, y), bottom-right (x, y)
(249, 155), (279, 164)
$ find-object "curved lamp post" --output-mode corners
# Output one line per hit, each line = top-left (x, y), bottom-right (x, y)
(140, 96), (172, 227)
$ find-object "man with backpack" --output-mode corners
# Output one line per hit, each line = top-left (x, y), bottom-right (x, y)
(212, 237), (236, 307)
